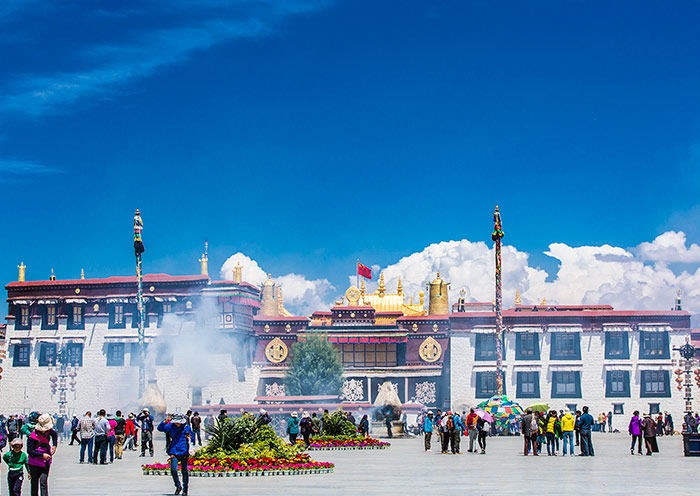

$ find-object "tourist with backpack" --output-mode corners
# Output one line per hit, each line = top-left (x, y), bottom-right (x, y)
(451, 412), (464, 454)
(299, 412), (313, 448)
(476, 416), (490, 454)
(521, 408), (538, 456)
(113, 411), (127, 460)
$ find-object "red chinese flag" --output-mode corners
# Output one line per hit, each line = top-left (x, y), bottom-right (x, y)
(357, 263), (372, 279)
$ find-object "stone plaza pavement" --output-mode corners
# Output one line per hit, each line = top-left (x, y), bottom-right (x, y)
(1, 433), (697, 495)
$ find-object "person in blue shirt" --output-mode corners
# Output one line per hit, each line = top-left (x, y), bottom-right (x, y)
(158, 414), (193, 496)
(579, 406), (595, 456)
(451, 412), (465, 454)
(423, 412), (434, 452)
(136, 409), (154, 457)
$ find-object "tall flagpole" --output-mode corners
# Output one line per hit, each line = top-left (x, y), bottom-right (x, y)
(356, 258), (360, 289)
(134, 209), (146, 399)
(492, 205), (505, 395)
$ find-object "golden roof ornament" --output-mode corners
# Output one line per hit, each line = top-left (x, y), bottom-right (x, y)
(80, 268), (85, 280)
(378, 272), (386, 297)
(397, 277), (403, 296)
(360, 278), (366, 295)
(50, 268), (56, 281)
(199, 241), (209, 277)
(18, 262), (26, 282)
(515, 288), (521, 306)
(233, 261), (242, 284)
(541, 297), (547, 305)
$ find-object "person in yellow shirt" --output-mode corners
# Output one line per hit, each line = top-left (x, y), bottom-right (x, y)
(546, 411), (557, 456)
(561, 411), (575, 456)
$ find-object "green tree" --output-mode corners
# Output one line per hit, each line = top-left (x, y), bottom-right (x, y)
(284, 334), (343, 396)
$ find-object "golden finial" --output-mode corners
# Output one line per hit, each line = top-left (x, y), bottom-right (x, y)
(515, 288), (521, 306)
(277, 286), (285, 314)
(419, 291), (424, 306)
(397, 277), (403, 296)
(541, 297), (547, 305)
(378, 272), (386, 296)
(199, 241), (209, 277)
(80, 268), (85, 280)
(18, 262), (26, 282)
(50, 268), (56, 281)
(360, 278), (366, 295)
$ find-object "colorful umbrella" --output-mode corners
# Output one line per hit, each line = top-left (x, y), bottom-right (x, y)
(476, 394), (525, 419)
(474, 408), (494, 423)
(527, 403), (550, 413)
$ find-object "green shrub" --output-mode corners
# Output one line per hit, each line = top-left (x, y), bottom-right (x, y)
(322, 410), (357, 436)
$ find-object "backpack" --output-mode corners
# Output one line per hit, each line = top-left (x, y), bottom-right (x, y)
(446, 416), (455, 431)
(530, 416), (538, 434)
(114, 418), (126, 435)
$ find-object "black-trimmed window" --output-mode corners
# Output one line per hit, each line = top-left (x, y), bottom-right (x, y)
(109, 304), (125, 329)
(649, 403), (660, 415)
(550, 333), (581, 360)
(516, 333), (540, 360)
(106, 343), (125, 366)
(476, 371), (505, 398)
(516, 371), (540, 398)
(639, 332), (669, 359)
(15, 306), (31, 330)
(606, 370), (630, 397)
(341, 343), (398, 367)
(66, 343), (83, 366)
(613, 403), (624, 415)
(68, 305), (84, 330)
(42, 305), (57, 330)
(605, 332), (629, 359)
(38, 342), (57, 367)
(13, 343), (30, 367)
(640, 370), (670, 397)
(131, 305), (149, 328)
(551, 371), (581, 398)
(475, 334), (501, 361)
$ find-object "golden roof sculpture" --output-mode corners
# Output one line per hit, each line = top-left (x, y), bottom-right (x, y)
(344, 272), (426, 316)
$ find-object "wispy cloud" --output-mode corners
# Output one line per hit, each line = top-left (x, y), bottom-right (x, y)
(1, 0), (331, 118)
(0, 158), (61, 180)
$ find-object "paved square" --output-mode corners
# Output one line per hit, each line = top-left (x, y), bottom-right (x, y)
(1, 433), (696, 495)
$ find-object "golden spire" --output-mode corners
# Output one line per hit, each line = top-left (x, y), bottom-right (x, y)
(541, 297), (547, 305)
(199, 241), (209, 277)
(360, 278), (366, 295)
(419, 291), (424, 306)
(277, 286), (285, 314)
(378, 272), (386, 297)
(397, 277), (403, 296)
(18, 262), (26, 282)
(260, 274), (277, 316)
(232, 261), (242, 283)
(50, 268), (56, 281)
(81, 268), (85, 280)
(514, 288), (521, 306)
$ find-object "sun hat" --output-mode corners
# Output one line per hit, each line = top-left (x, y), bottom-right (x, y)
(291, 412), (298, 418)
(171, 413), (187, 424)
(35, 414), (54, 432)
(10, 438), (23, 446)
(303, 411), (309, 418)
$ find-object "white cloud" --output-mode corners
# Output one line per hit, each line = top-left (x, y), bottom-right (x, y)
(222, 231), (700, 322)
(636, 231), (700, 263)
(219, 252), (335, 316)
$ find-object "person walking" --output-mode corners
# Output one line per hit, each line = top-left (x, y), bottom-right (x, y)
(655, 413), (664, 437)
(466, 409), (478, 453)
(521, 408), (538, 456)
(69, 416), (80, 446)
(92, 410), (110, 465)
(384, 414), (393, 439)
(628, 410), (643, 455)
(665, 413), (674, 436)
(579, 406), (595, 456)
(107, 415), (117, 463)
(434, 409), (443, 450)
(300, 412), (313, 448)
(642, 413), (659, 456)
(3, 438), (29, 496)
(27, 414), (56, 496)
(561, 410), (575, 456)
(54, 417), (65, 444)
(190, 412), (202, 447)
(78, 411), (95, 464)
(545, 411), (557, 456)
(113, 411), (126, 460)
(286, 412), (300, 444)
(451, 412), (464, 454)
(574, 410), (582, 448)
(137, 409), (154, 457)
(477, 416), (489, 454)
(158, 414), (192, 496)
(358, 415), (369, 438)
(439, 412), (450, 453)
(125, 414), (137, 451)
(607, 411), (613, 433)
(423, 412), (434, 452)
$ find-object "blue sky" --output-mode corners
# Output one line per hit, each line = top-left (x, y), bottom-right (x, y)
(2, 0), (700, 315)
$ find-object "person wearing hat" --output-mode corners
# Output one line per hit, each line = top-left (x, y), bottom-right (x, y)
(3, 437), (29, 496)
(423, 412), (434, 452)
(27, 414), (56, 496)
(299, 412), (313, 448)
(157, 414), (193, 496)
(286, 412), (300, 444)
(136, 408), (154, 457)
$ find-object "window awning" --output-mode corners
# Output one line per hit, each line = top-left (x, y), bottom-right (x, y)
(639, 325), (672, 332)
(65, 299), (87, 304)
(107, 298), (132, 304)
(36, 300), (58, 305)
(35, 336), (61, 342)
(9, 337), (33, 343)
(10, 300), (31, 305)
(154, 296), (177, 302)
(62, 336), (86, 342)
(298, 332), (408, 344)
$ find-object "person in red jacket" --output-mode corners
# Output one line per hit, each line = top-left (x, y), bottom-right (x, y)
(125, 414), (137, 451)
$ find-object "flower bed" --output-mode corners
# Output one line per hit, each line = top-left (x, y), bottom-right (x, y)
(142, 454), (334, 477)
(298, 436), (390, 450)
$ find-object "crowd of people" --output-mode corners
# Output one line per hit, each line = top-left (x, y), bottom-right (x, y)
(0, 409), (211, 496)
